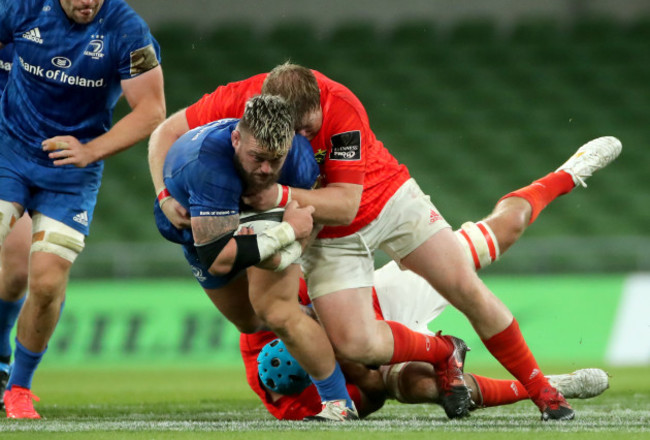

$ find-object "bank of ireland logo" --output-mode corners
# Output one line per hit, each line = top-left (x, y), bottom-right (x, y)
(51, 56), (72, 69)
(84, 34), (105, 59)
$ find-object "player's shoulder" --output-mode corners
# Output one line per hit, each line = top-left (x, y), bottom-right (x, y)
(314, 70), (366, 114)
(101, 0), (152, 38)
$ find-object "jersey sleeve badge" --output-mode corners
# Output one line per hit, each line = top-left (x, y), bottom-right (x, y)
(129, 43), (159, 76)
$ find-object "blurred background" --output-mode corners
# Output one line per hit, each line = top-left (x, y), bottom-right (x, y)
(45, 0), (649, 369)
(82, 0), (650, 278)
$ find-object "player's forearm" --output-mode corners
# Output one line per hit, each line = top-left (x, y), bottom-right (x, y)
(86, 98), (165, 162)
(148, 109), (190, 194)
(290, 184), (361, 226)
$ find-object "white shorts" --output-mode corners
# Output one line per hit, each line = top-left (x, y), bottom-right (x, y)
(373, 261), (449, 334)
(303, 179), (450, 299)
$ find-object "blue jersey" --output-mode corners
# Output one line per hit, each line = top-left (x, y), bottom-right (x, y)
(0, 0), (161, 162)
(163, 118), (320, 220)
(0, 43), (12, 92)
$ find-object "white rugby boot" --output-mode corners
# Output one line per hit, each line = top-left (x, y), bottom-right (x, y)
(304, 399), (359, 421)
(556, 136), (622, 187)
(546, 368), (610, 399)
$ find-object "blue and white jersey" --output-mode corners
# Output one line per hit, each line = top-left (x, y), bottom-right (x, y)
(0, 0), (160, 162)
(0, 42), (13, 92)
(163, 119), (320, 220)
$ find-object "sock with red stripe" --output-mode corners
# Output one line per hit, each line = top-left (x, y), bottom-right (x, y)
(387, 321), (452, 364)
(469, 374), (528, 407)
(498, 171), (575, 224)
(481, 319), (550, 401)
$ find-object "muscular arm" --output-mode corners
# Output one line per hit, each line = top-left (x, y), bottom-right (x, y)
(191, 214), (241, 276)
(45, 66), (166, 167)
(290, 182), (362, 226)
(244, 182), (363, 226)
(148, 108), (190, 195)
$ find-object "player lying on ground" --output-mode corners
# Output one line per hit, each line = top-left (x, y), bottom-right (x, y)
(240, 137), (618, 419)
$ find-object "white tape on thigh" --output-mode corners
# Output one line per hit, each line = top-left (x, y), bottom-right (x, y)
(0, 200), (21, 244)
(0, 200), (22, 246)
(31, 213), (85, 263)
(454, 221), (500, 271)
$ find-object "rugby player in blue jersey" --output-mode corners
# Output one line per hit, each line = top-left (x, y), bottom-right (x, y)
(150, 94), (357, 422)
(0, 0), (165, 418)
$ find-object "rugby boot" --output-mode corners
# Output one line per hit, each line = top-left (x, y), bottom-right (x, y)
(4, 386), (41, 419)
(304, 399), (359, 422)
(433, 332), (472, 419)
(547, 368), (610, 399)
(532, 386), (575, 421)
(556, 136), (622, 187)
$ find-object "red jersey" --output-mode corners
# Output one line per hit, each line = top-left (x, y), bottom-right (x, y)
(185, 71), (411, 239)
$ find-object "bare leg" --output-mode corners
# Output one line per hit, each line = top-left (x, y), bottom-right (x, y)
(203, 275), (263, 334)
(0, 214), (31, 303)
(16, 252), (70, 352)
(248, 264), (337, 380)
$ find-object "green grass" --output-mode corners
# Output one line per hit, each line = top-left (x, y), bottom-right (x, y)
(0, 365), (648, 439)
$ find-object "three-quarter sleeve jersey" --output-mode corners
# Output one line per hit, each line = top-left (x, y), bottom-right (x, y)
(0, 0), (161, 156)
(185, 70), (410, 239)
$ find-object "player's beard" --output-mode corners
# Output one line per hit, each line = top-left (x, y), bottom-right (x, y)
(233, 155), (281, 196)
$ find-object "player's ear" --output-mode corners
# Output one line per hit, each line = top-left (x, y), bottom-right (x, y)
(231, 129), (241, 149)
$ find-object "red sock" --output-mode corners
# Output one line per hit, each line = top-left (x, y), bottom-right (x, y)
(481, 319), (549, 400)
(498, 171), (575, 224)
(387, 321), (452, 364)
(469, 374), (528, 407)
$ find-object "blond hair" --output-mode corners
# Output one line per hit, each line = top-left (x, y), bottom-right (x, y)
(262, 62), (320, 130)
(238, 94), (294, 158)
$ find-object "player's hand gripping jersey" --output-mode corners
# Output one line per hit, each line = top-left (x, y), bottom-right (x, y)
(0, 0), (160, 160)
(185, 71), (411, 239)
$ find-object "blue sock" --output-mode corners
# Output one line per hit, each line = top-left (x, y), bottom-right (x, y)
(310, 362), (353, 408)
(0, 296), (26, 362)
(6, 338), (45, 390)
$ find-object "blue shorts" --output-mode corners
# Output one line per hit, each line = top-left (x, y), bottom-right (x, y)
(153, 199), (241, 289)
(0, 132), (102, 236)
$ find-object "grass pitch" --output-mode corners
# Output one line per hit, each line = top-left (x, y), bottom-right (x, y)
(0, 365), (648, 439)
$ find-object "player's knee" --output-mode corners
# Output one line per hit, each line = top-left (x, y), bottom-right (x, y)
(330, 330), (377, 363)
(30, 213), (85, 263)
(0, 200), (22, 245)
(1, 266), (29, 297)
(256, 305), (295, 337)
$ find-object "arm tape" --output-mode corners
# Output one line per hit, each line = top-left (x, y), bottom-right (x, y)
(256, 221), (296, 261)
(195, 231), (235, 269)
(195, 221), (296, 274)
(195, 232), (263, 274)
(231, 235), (262, 273)
(273, 241), (302, 272)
